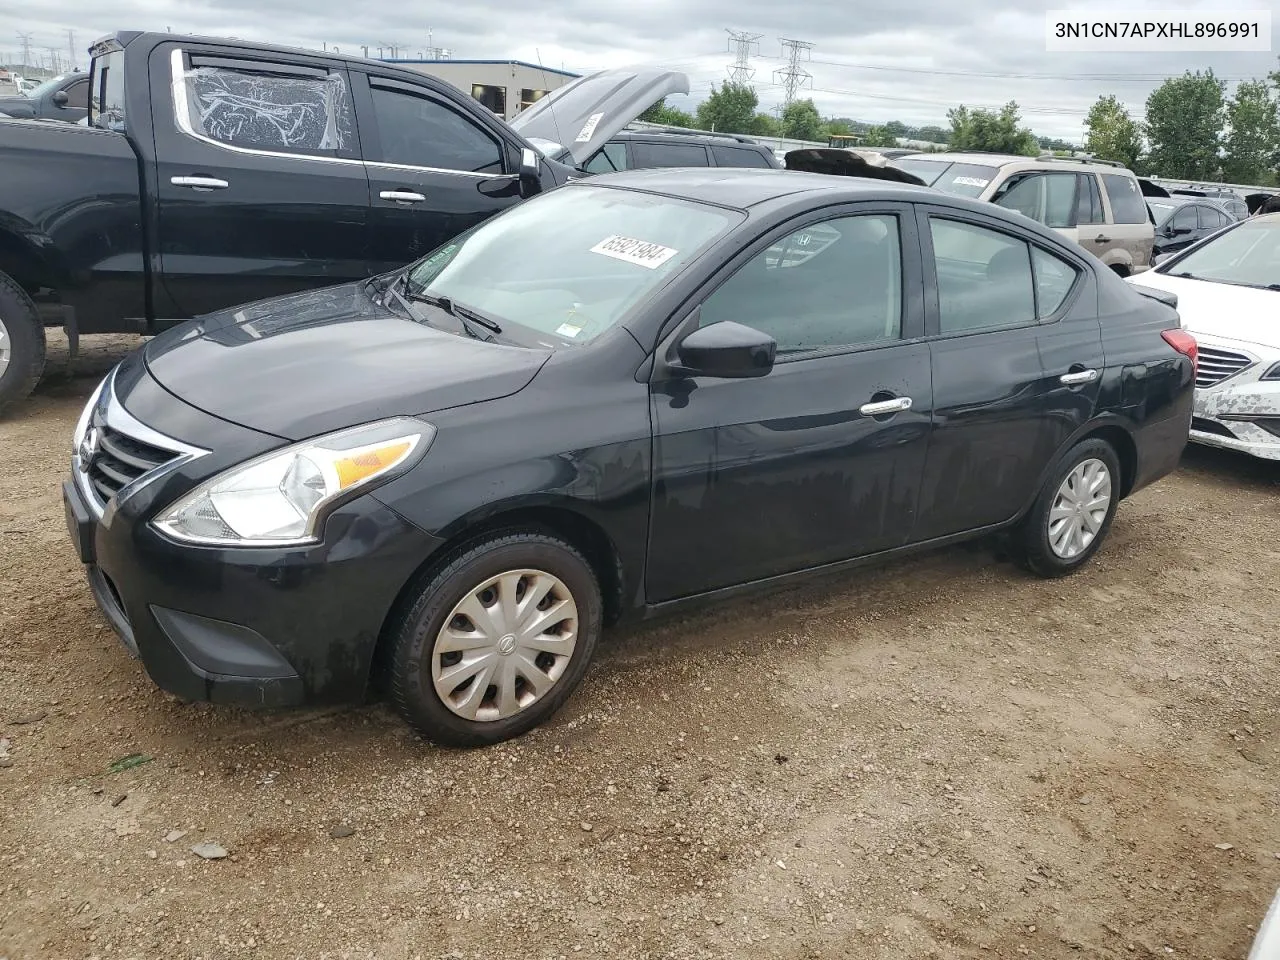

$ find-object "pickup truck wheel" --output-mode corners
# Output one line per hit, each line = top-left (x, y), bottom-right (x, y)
(0, 274), (46, 416)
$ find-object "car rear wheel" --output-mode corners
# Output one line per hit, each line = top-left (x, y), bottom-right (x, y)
(0, 272), (46, 416)
(1014, 438), (1121, 578)
(389, 531), (602, 748)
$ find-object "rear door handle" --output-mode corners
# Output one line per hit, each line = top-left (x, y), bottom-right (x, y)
(171, 175), (228, 191)
(859, 396), (912, 416)
(1060, 369), (1099, 385)
(380, 190), (426, 203)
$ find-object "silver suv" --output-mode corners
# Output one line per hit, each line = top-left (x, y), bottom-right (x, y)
(893, 152), (1155, 276)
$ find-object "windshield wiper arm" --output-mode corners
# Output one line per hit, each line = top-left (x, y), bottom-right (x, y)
(405, 290), (502, 339)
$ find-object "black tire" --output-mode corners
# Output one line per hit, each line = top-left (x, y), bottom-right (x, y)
(389, 530), (602, 748)
(0, 272), (46, 417)
(1013, 438), (1122, 578)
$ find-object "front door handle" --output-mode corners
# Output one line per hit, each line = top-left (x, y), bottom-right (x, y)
(171, 175), (229, 191)
(1060, 368), (1099, 385)
(859, 396), (912, 416)
(1093, 234), (1111, 243)
(380, 190), (426, 203)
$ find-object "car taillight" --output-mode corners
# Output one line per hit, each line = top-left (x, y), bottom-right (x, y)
(1162, 328), (1198, 373)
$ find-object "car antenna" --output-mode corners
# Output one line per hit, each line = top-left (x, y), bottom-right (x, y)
(534, 48), (568, 155)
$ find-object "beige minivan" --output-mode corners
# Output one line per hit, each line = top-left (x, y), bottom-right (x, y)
(892, 152), (1155, 276)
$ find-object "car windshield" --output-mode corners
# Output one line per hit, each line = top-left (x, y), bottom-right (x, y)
(1147, 201), (1178, 224)
(404, 185), (741, 344)
(1160, 217), (1280, 288)
(23, 74), (71, 99)
(895, 159), (1000, 197)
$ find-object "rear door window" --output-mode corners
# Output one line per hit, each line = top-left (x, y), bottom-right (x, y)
(1075, 175), (1105, 225)
(711, 144), (773, 168)
(630, 140), (711, 168)
(1100, 174), (1148, 224)
(928, 217), (1037, 333)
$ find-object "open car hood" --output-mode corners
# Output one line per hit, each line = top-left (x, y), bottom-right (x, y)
(784, 148), (927, 186)
(510, 66), (690, 165)
(1138, 178), (1170, 198)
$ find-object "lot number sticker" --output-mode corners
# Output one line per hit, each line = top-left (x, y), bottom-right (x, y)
(589, 235), (679, 269)
(575, 112), (604, 142)
(952, 176), (989, 188)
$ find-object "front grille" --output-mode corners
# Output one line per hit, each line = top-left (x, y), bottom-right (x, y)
(85, 421), (178, 506)
(1196, 346), (1254, 388)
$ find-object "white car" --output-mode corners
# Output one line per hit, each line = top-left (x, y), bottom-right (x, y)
(1126, 212), (1280, 460)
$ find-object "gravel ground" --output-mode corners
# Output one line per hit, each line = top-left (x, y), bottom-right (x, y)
(2, 332), (1279, 960)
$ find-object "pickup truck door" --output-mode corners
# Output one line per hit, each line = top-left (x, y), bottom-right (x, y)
(351, 71), (525, 276)
(148, 43), (370, 321)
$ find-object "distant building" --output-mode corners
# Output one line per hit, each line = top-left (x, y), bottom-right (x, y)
(379, 58), (579, 121)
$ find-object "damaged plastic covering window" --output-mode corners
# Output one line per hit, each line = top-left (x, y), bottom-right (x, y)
(178, 66), (354, 153)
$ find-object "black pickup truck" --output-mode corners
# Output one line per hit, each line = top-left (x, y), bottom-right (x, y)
(0, 31), (687, 411)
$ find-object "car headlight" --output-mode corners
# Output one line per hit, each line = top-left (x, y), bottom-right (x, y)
(152, 417), (435, 547)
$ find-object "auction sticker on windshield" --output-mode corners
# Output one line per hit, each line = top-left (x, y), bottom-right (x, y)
(589, 235), (679, 269)
(952, 176), (989, 188)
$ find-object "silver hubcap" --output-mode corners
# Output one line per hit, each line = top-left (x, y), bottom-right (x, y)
(1048, 458), (1112, 559)
(431, 569), (578, 722)
(0, 315), (10, 379)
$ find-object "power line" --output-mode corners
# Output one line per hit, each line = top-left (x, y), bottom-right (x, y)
(774, 38), (814, 109)
(725, 29), (762, 84)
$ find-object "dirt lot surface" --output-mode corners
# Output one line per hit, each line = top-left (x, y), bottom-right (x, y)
(3, 333), (1279, 960)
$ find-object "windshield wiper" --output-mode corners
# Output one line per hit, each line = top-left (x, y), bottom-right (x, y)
(406, 290), (503, 340)
(1175, 271), (1279, 291)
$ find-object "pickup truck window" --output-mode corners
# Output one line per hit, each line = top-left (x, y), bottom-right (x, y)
(65, 79), (90, 109)
(90, 50), (127, 132)
(368, 85), (504, 174)
(175, 61), (354, 155)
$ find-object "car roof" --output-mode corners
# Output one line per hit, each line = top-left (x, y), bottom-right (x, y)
(900, 151), (1135, 175)
(899, 151), (1030, 166)
(576, 167), (1049, 226)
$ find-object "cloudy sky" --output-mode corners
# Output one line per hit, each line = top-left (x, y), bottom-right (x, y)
(5, 0), (1276, 141)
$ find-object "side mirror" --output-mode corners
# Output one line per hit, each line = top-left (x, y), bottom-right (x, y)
(672, 321), (776, 379)
(51, 91), (69, 107)
(518, 147), (542, 199)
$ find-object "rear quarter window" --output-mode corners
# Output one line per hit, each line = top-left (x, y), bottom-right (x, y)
(711, 144), (773, 168)
(1101, 174), (1149, 224)
(630, 141), (711, 168)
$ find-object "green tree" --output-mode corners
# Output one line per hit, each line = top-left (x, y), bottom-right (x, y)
(916, 124), (950, 145)
(884, 120), (908, 138)
(780, 98), (825, 141)
(1222, 78), (1279, 184)
(750, 112), (783, 137)
(1144, 70), (1226, 179)
(947, 102), (1038, 155)
(861, 125), (898, 147)
(695, 82), (758, 134)
(637, 98), (695, 128)
(826, 118), (853, 137)
(1083, 95), (1143, 168)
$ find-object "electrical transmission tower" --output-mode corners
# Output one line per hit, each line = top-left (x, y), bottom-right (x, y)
(17, 32), (32, 72)
(774, 38), (814, 109)
(67, 30), (76, 70)
(725, 29), (762, 84)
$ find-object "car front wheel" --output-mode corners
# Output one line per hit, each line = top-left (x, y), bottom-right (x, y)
(1014, 438), (1121, 578)
(389, 531), (602, 747)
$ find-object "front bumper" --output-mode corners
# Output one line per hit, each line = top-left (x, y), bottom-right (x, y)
(1189, 358), (1280, 461)
(63, 369), (444, 708)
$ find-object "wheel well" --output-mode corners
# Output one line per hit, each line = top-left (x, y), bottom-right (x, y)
(0, 230), (52, 297)
(1108, 263), (1131, 278)
(1083, 425), (1137, 498)
(366, 506), (626, 696)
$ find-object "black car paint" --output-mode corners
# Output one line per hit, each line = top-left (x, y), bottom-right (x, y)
(0, 72), (89, 123)
(65, 172), (1193, 710)
(1150, 198), (1233, 256)
(0, 31), (573, 339)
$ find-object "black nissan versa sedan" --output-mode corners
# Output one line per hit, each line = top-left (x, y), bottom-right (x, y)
(63, 169), (1196, 747)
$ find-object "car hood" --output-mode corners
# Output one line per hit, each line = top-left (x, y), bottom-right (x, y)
(0, 96), (32, 115)
(509, 66), (689, 165)
(143, 282), (553, 441)
(1126, 272), (1279, 347)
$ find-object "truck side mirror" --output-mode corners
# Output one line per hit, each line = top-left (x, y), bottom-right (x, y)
(52, 91), (70, 107)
